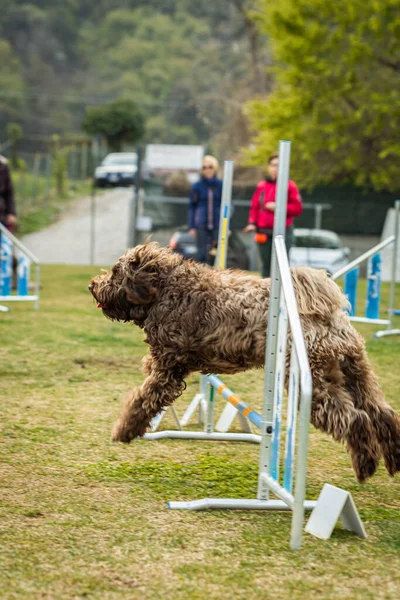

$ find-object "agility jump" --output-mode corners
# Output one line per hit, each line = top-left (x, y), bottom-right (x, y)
(0, 222), (40, 311)
(167, 142), (365, 549)
(332, 200), (400, 339)
(90, 141), (400, 548)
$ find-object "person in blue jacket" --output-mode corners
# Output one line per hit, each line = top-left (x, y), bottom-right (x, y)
(188, 155), (223, 264)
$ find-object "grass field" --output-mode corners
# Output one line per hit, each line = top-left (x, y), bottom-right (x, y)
(1, 265), (399, 599)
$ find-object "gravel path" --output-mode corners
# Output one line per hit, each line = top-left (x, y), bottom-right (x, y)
(22, 188), (133, 266)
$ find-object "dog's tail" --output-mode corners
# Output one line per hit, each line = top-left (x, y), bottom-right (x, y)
(341, 350), (400, 477)
(291, 267), (349, 320)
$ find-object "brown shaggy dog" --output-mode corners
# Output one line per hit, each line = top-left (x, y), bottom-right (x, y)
(89, 242), (400, 483)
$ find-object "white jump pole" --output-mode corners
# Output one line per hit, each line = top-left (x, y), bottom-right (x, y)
(257, 140), (291, 501)
(375, 199), (400, 338)
(170, 142), (316, 550)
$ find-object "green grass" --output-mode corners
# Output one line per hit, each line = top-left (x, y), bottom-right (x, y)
(1, 267), (400, 599)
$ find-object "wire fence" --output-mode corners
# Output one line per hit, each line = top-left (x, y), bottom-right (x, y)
(10, 149), (93, 221)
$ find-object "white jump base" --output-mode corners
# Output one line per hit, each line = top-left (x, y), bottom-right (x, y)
(169, 499), (317, 511)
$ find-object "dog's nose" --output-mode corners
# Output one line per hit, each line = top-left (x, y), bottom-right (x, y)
(88, 284), (94, 292)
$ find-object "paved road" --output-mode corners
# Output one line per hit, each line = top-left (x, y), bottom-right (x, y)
(22, 188), (132, 266)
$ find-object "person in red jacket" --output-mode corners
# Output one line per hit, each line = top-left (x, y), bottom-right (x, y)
(243, 152), (303, 277)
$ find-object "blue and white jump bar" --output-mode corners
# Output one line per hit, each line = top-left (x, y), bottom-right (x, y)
(0, 222), (40, 309)
(333, 235), (396, 327)
(207, 374), (262, 429)
(343, 254), (384, 323)
(333, 199), (400, 339)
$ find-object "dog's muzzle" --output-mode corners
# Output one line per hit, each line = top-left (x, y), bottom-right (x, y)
(88, 283), (104, 308)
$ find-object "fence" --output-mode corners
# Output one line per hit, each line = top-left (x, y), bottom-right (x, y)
(0, 140), (96, 234)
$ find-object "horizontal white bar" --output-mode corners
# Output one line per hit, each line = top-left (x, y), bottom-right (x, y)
(374, 329), (400, 339)
(0, 296), (38, 302)
(259, 473), (295, 509)
(0, 222), (40, 264)
(350, 316), (390, 325)
(142, 430), (261, 444)
(168, 498), (317, 511)
(332, 236), (395, 280)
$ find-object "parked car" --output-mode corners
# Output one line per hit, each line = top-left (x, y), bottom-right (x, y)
(290, 228), (350, 275)
(169, 228), (250, 270)
(94, 152), (137, 187)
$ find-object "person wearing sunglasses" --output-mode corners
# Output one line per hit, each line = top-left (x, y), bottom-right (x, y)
(188, 155), (223, 264)
(243, 152), (303, 277)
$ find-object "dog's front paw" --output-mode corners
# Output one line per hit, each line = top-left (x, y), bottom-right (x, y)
(111, 417), (148, 443)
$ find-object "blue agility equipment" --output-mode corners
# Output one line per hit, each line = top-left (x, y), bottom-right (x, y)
(0, 222), (40, 310)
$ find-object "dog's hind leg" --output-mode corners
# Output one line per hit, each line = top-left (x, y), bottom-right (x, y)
(111, 363), (190, 443)
(341, 351), (400, 478)
(311, 361), (381, 483)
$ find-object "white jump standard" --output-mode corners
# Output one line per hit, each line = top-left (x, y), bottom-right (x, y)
(0, 222), (40, 311)
(332, 199), (400, 339)
(93, 141), (369, 549)
(167, 141), (367, 549)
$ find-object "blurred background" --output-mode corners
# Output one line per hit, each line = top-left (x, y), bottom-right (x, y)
(0, 0), (399, 273)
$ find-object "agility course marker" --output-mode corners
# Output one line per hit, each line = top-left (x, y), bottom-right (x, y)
(0, 222), (40, 310)
(377, 199), (400, 338)
(332, 201), (400, 338)
(170, 142), (315, 550)
(207, 375), (262, 429)
(366, 253), (382, 319)
(306, 484), (367, 540)
(150, 142), (366, 549)
(170, 232), (318, 550)
(149, 405), (182, 433)
(342, 256), (388, 325)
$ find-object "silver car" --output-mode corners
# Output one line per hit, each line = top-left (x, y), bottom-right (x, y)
(94, 152), (137, 187)
(290, 229), (350, 275)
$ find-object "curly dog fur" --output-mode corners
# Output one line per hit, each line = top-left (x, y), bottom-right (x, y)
(89, 242), (400, 483)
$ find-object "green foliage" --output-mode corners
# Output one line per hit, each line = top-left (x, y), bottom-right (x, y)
(0, 2), (266, 152)
(6, 122), (22, 141)
(0, 40), (25, 131)
(80, 8), (212, 143)
(82, 98), (145, 152)
(50, 135), (73, 197)
(7, 122), (23, 168)
(246, 0), (400, 191)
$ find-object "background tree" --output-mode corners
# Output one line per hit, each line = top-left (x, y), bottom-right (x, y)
(7, 122), (23, 168)
(246, 0), (400, 191)
(82, 99), (145, 152)
(0, 1), (271, 155)
(0, 41), (25, 140)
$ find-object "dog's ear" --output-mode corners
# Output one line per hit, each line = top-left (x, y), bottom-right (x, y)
(122, 276), (158, 305)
